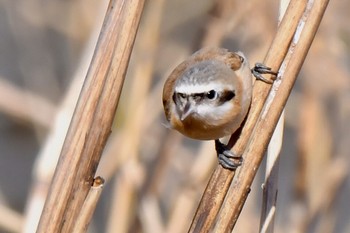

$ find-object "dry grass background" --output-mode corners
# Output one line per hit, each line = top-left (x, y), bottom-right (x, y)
(0, 0), (349, 232)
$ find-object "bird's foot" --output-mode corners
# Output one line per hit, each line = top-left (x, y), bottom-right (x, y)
(215, 140), (242, 170)
(251, 63), (278, 84)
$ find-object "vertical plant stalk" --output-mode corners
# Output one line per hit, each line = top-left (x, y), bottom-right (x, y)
(104, 0), (165, 232)
(188, 1), (307, 232)
(259, 1), (289, 232)
(213, 0), (330, 232)
(260, 111), (284, 233)
(72, 177), (105, 233)
(36, 0), (145, 232)
(23, 13), (105, 232)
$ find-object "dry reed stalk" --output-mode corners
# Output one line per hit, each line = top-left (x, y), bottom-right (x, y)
(188, 1), (307, 232)
(259, 1), (289, 232)
(72, 177), (104, 233)
(212, 0), (330, 231)
(260, 206), (276, 233)
(102, 1), (165, 232)
(22, 13), (105, 232)
(260, 111), (284, 233)
(36, 0), (145, 232)
(22, 11), (107, 230)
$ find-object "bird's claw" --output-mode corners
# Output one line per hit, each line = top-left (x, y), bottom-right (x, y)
(215, 140), (242, 170)
(251, 63), (278, 84)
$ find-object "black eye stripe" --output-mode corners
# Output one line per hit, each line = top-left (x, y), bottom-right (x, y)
(219, 90), (235, 103)
(175, 90), (235, 103)
(172, 93), (177, 103)
(173, 92), (187, 105)
(192, 93), (205, 98)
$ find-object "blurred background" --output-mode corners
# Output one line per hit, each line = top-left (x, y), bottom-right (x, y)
(0, 0), (349, 232)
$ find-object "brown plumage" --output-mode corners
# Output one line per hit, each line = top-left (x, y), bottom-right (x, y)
(162, 47), (253, 141)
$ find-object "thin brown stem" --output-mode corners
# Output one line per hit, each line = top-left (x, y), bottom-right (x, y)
(213, 0), (330, 231)
(36, 0), (145, 232)
(72, 177), (104, 233)
(259, 1), (289, 231)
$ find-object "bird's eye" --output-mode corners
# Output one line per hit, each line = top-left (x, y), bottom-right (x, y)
(238, 54), (244, 63)
(178, 93), (186, 99)
(206, 90), (217, 100)
(174, 92), (187, 102)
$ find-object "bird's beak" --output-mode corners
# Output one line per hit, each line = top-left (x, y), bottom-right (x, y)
(180, 102), (195, 121)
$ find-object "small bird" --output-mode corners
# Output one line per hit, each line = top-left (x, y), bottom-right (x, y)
(162, 47), (276, 170)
